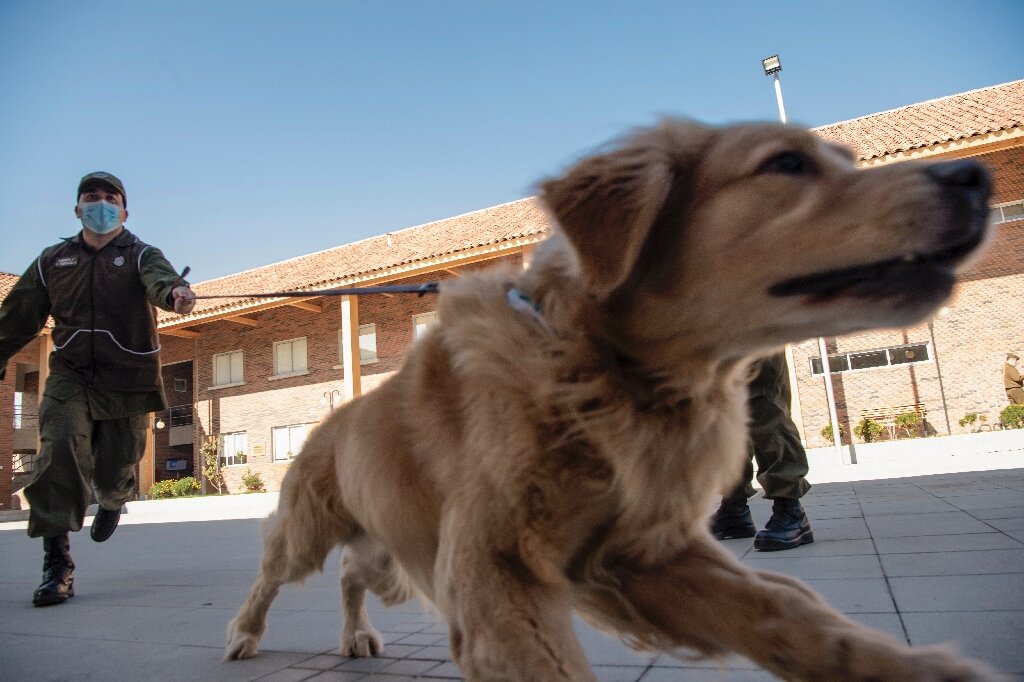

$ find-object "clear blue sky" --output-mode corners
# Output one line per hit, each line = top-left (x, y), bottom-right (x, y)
(2, 0), (1021, 283)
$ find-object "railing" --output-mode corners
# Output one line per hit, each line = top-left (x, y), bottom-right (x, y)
(13, 451), (35, 474)
(168, 404), (194, 427)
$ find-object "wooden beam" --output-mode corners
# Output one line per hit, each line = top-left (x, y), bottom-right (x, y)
(225, 315), (259, 327)
(161, 328), (201, 339)
(289, 300), (322, 313)
(443, 268), (463, 277)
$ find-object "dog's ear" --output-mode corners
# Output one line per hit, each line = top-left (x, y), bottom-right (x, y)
(540, 143), (675, 299)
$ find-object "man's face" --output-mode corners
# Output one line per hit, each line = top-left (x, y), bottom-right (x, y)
(1010, 357), (1019, 368)
(74, 184), (128, 230)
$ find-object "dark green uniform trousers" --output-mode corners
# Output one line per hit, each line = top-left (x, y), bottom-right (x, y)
(725, 352), (811, 504)
(25, 394), (148, 538)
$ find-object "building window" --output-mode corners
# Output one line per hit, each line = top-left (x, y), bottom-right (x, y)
(218, 431), (248, 467)
(273, 337), (308, 376)
(174, 378), (187, 393)
(213, 351), (243, 386)
(272, 423), (311, 461)
(338, 324), (378, 368)
(413, 311), (439, 339)
(811, 343), (930, 376)
(990, 200), (1024, 224)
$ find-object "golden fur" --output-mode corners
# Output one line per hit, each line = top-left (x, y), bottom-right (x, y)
(226, 120), (995, 680)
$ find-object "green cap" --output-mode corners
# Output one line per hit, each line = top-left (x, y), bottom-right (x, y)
(78, 171), (127, 207)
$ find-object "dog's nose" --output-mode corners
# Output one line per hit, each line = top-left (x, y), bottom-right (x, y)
(925, 159), (992, 193)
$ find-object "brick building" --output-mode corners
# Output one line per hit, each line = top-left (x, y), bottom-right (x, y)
(2, 80), (1023, 503)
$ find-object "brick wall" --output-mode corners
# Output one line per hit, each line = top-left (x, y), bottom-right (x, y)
(1, 339), (41, 509)
(190, 259), (517, 492)
(795, 145), (1024, 447)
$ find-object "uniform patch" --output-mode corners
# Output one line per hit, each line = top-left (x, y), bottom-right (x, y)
(113, 256), (126, 267)
(55, 257), (78, 267)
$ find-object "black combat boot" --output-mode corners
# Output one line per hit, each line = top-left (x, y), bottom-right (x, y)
(90, 505), (122, 542)
(710, 498), (757, 540)
(33, 533), (75, 607)
(754, 498), (814, 551)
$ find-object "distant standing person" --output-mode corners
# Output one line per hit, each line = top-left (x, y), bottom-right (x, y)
(0, 172), (196, 607)
(710, 352), (814, 551)
(1005, 353), (1024, 404)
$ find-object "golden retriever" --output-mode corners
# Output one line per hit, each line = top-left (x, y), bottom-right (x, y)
(225, 120), (995, 680)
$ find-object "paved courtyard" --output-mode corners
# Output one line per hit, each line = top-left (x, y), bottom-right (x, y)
(1, 466), (1023, 681)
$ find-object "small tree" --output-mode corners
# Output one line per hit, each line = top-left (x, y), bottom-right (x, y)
(820, 422), (845, 445)
(171, 476), (201, 497)
(1000, 404), (1024, 430)
(958, 412), (979, 430)
(854, 417), (885, 443)
(240, 468), (267, 493)
(893, 411), (922, 439)
(200, 437), (223, 494)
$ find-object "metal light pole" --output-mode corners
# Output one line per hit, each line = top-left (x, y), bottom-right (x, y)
(762, 54), (846, 463)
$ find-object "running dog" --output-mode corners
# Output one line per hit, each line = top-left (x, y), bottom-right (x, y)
(226, 119), (994, 680)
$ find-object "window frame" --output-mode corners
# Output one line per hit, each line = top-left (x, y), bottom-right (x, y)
(212, 350), (244, 387)
(810, 342), (932, 376)
(272, 336), (308, 377)
(218, 431), (248, 468)
(412, 311), (439, 339)
(271, 423), (313, 461)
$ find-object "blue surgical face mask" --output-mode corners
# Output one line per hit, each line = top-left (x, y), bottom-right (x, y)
(80, 201), (123, 235)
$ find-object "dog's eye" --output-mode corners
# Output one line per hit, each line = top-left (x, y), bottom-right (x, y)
(757, 151), (814, 176)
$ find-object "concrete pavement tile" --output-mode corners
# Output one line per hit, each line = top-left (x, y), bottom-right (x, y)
(801, 577), (896, 613)
(888, 574), (1024, 612)
(873, 531), (1023, 554)
(256, 668), (321, 681)
(744, 538), (875, 558)
(804, 516), (870, 540)
(743, 554), (883, 580)
(369, 644), (427, 658)
(804, 501), (865, 520)
(392, 632), (446, 646)
(857, 497), (957, 515)
(294, 654), (353, 670)
(971, 505), (1024, 520)
(864, 511), (993, 538)
(417, 661), (463, 678)
(902, 611), (1024, 674)
(376, 659), (444, 676)
(302, 672), (366, 681)
(406, 644), (451, 660)
(357, 675), (417, 681)
(0, 632), (181, 682)
(127, 644), (311, 681)
(574, 619), (655, 666)
(880, 549), (1024, 576)
(641, 667), (775, 681)
(591, 664), (649, 681)
(942, 492), (1024, 511)
(651, 652), (757, 669)
(334, 655), (395, 673)
(988, 517), (1024, 533)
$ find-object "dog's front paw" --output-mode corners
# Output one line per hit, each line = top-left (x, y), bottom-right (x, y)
(342, 628), (384, 657)
(224, 620), (261, 661)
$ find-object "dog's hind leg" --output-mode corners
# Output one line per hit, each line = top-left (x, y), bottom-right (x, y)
(226, 463), (359, 661)
(340, 536), (413, 657)
(616, 534), (993, 681)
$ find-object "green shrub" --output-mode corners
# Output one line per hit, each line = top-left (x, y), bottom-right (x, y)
(958, 412), (978, 429)
(171, 476), (200, 497)
(148, 480), (175, 499)
(854, 417), (885, 443)
(240, 468), (267, 493)
(1000, 404), (1024, 429)
(893, 412), (922, 438)
(820, 422), (845, 445)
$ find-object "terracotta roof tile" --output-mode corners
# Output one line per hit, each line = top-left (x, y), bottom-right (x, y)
(813, 80), (1024, 161)
(168, 198), (552, 323)
(0, 272), (20, 300)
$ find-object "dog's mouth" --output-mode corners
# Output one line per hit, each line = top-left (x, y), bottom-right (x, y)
(768, 231), (985, 302)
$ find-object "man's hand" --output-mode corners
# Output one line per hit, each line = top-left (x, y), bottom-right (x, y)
(171, 286), (196, 314)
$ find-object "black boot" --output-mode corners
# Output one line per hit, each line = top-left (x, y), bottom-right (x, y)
(710, 498), (757, 540)
(754, 498), (814, 551)
(33, 534), (75, 607)
(90, 505), (122, 542)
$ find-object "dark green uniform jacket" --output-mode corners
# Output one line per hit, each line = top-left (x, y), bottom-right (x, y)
(0, 229), (185, 417)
